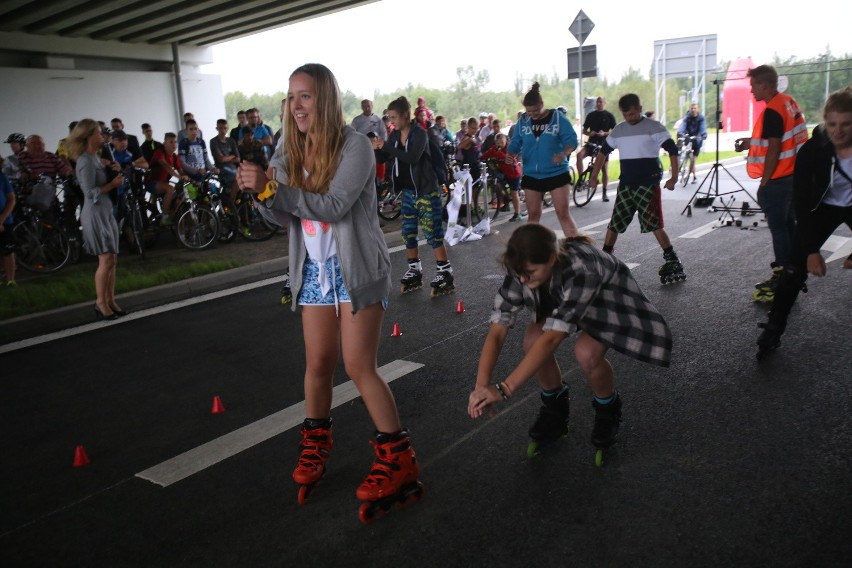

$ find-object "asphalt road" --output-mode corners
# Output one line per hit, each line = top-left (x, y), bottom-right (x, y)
(2, 160), (850, 567)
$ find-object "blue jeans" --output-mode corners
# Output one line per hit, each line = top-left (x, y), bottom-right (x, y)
(756, 176), (795, 266)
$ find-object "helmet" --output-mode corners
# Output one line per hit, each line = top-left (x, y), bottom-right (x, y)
(479, 112), (489, 119)
(556, 106), (568, 115)
(4, 132), (25, 144)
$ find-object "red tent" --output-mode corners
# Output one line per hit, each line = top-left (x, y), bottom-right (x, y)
(722, 57), (766, 132)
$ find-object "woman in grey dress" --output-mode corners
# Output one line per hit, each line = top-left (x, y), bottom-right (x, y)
(67, 118), (126, 320)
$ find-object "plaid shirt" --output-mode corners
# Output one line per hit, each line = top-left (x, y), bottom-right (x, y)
(490, 241), (672, 367)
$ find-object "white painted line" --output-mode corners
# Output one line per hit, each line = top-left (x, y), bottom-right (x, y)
(580, 218), (612, 231)
(0, 276), (285, 355)
(679, 220), (718, 239)
(824, 235), (852, 264)
(136, 359), (424, 487)
(626, 263), (640, 270)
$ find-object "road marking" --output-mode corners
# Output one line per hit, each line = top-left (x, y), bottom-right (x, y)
(0, 276), (286, 354)
(679, 220), (718, 239)
(136, 359), (424, 488)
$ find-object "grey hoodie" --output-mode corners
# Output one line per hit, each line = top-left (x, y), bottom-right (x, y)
(267, 126), (391, 313)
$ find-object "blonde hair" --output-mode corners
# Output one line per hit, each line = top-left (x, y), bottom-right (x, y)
(283, 63), (345, 194)
(66, 118), (100, 161)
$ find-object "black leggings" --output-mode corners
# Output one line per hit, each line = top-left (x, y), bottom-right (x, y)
(770, 203), (852, 324)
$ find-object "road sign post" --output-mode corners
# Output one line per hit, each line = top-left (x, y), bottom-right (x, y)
(569, 10), (595, 126)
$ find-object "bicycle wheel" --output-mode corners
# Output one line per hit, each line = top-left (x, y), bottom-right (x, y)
(176, 203), (219, 250)
(13, 219), (71, 273)
(128, 200), (146, 257)
(469, 181), (489, 225)
(377, 183), (402, 221)
(679, 154), (690, 186)
(214, 196), (238, 243)
(572, 169), (596, 207)
(236, 198), (279, 241)
(487, 179), (509, 221)
(141, 202), (161, 250)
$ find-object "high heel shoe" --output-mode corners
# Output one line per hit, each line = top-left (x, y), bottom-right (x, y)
(93, 306), (119, 321)
(109, 306), (129, 317)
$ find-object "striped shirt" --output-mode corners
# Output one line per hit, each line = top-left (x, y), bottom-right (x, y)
(602, 116), (676, 186)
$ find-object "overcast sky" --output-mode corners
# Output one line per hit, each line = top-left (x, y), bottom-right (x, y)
(203, 0), (850, 98)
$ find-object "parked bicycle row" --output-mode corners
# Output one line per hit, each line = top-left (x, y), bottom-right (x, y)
(7, 169), (281, 275)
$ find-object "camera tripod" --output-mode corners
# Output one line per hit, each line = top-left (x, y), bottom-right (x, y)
(681, 78), (761, 222)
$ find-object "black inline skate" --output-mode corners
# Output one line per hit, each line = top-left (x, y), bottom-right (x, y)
(280, 272), (292, 305)
(659, 250), (686, 285)
(752, 263), (783, 303)
(527, 384), (570, 457)
(400, 259), (423, 294)
(430, 262), (454, 297)
(659, 250), (686, 284)
(591, 395), (622, 467)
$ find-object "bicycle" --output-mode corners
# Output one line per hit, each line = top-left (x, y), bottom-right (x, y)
(677, 135), (696, 187)
(234, 190), (280, 241)
(376, 178), (402, 221)
(170, 177), (220, 250)
(12, 200), (72, 274)
(572, 142), (602, 207)
(116, 167), (154, 257)
(197, 172), (238, 243)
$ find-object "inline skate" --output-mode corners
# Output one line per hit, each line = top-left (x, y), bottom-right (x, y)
(292, 420), (333, 505)
(400, 259), (423, 294)
(430, 262), (455, 297)
(752, 263), (783, 302)
(591, 396), (622, 467)
(527, 385), (570, 457)
(280, 272), (292, 305)
(659, 250), (686, 285)
(356, 429), (423, 524)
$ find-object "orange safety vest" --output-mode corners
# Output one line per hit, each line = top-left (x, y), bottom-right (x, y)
(747, 92), (808, 180)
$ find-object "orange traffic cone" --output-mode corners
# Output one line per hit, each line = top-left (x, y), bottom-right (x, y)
(455, 300), (465, 314)
(73, 445), (90, 467)
(390, 322), (402, 337)
(211, 395), (225, 414)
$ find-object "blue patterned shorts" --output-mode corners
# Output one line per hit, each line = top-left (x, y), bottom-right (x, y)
(298, 254), (352, 305)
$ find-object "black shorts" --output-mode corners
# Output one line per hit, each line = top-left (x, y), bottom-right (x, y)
(583, 143), (608, 161)
(0, 225), (16, 255)
(521, 172), (573, 193)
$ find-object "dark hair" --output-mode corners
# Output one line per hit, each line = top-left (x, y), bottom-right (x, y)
(501, 224), (594, 276)
(241, 126), (252, 136)
(185, 119), (197, 127)
(435, 115), (445, 121)
(141, 123), (151, 130)
(747, 65), (778, 88)
(237, 110), (246, 116)
(387, 96), (411, 120)
(216, 118), (228, 126)
(164, 132), (177, 141)
(68, 121), (78, 131)
(522, 82), (543, 107)
(618, 93), (641, 112)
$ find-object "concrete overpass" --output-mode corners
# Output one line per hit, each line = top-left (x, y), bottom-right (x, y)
(0, 0), (378, 151)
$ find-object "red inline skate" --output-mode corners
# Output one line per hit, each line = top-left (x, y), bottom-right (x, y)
(293, 420), (333, 505)
(356, 429), (424, 524)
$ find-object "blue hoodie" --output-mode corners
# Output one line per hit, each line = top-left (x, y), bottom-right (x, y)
(507, 110), (578, 179)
